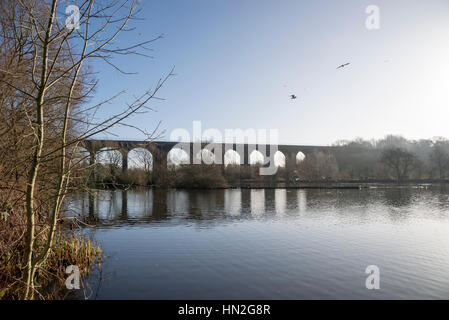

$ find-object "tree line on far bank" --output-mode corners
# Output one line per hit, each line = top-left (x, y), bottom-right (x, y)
(332, 135), (449, 182)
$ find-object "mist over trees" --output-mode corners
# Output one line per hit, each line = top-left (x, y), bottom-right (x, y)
(332, 135), (449, 181)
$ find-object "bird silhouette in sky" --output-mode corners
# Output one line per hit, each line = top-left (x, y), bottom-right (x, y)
(290, 94), (297, 100)
(337, 62), (350, 69)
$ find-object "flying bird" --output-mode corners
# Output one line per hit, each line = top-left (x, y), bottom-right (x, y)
(290, 94), (297, 100)
(337, 63), (350, 69)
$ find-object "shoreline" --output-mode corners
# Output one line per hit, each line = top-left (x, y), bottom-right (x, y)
(92, 180), (449, 191)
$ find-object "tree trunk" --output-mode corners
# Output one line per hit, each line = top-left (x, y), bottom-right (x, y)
(22, 0), (58, 300)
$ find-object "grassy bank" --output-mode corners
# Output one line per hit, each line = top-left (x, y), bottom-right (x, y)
(0, 202), (102, 300)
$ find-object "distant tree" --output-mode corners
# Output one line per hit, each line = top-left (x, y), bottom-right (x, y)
(429, 146), (449, 179)
(131, 148), (153, 174)
(379, 148), (417, 181)
(126, 148), (153, 186)
(377, 135), (410, 150)
(333, 138), (375, 148)
(300, 150), (339, 180)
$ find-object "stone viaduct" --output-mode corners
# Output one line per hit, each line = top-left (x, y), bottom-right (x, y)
(80, 139), (345, 172)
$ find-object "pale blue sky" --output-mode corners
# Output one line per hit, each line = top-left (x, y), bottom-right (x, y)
(89, 0), (449, 145)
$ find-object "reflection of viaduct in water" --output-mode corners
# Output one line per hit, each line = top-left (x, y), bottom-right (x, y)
(81, 139), (343, 171)
(83, 189), (308, 223)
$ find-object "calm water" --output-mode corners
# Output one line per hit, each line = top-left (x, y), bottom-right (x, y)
(69, 187), (449, 299)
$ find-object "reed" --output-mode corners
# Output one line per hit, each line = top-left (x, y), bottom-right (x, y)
(0, 205), (102, 300)
(44, 234), (102, 285)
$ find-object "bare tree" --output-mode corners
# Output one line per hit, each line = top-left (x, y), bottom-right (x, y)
(299, 150), (339, 180)
(380, 148), (417, 182)
(0, 0), (172, 299)
(98, 148), (123, 169)
(131, 148), (153, 174)
(429, 145), (449, 179)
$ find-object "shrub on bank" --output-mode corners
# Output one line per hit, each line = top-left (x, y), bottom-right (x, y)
(175, 164), (228, 189)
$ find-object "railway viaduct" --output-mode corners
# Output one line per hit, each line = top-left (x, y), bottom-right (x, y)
(80, 139), (346, 171)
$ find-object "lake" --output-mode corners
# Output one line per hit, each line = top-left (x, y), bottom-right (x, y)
(69, 187), (449, 299)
